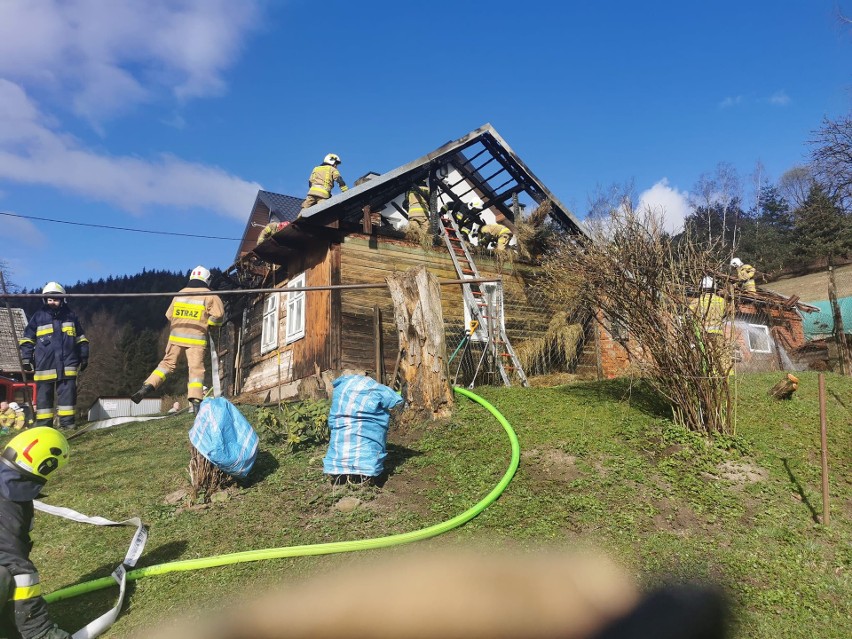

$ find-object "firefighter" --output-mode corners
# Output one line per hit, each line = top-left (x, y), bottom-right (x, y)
(300, 153), (348, 212)
(405, 180), (430, 235)
(0, 402), (25, 432)
(131, 266), (224, 413)
(443, 201), (484, 242)
(0, 427), (72, 639)
(730, 257), (756, 293)
(476, 223), (513, 252)
(688, 276), (730, 376)
(255, 221), (290, 247)
(18, 283), (89, 430)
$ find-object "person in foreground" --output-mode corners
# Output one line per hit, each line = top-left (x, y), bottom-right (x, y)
(0, 427), (71, 639)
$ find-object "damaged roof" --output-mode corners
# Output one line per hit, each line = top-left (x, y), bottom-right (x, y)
(234, 191), (304, 261)
(234, 124), (587, 267)
(298, 123), (585, 232)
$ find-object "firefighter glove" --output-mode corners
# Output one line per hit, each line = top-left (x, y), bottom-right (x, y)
(22, 360), (34, 373)
(79, 359), (88, 372)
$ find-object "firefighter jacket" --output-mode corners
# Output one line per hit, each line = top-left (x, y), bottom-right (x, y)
(166, 284), (225, 347)
(737, 264), (756, 292)
(0, 408), (24, 431)
(406, 185), (430, 219)
(689, 294), (726, 334)
(0, 464), (54, 639)
(256, 221), (290, 247)
(19, 304), (89, 382)
(307, 165), (348, 200)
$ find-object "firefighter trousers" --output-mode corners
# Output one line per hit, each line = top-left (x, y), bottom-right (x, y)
(145, 342), (206, 400)
(36, 378), (77, 428)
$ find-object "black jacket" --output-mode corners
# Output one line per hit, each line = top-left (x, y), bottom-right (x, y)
(19, 303), (89, 381)
(0, 463), (54, 639)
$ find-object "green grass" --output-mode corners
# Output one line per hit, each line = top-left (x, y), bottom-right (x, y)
(15, 372), (852, 637)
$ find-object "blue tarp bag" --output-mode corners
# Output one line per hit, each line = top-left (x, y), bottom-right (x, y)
(189, 397), (258, 479)
(323, 375), (404, 478)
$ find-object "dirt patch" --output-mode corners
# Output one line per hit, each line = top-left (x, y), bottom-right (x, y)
(715, 460), (768, 485)
(521, 447), (580, 483)
(650, 496), (704, 534)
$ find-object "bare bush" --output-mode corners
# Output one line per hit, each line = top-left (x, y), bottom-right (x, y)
(540, 203), (735, 434)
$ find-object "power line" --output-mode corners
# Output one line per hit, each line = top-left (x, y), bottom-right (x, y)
(0, 211), (241, 241)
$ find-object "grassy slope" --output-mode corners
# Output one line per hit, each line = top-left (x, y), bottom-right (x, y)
(23, 372), (852, 638)
(764, 263), (852, 300)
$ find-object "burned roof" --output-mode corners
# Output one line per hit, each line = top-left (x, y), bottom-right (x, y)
(298, 123), (586, 234)
(234, 191), (304, 262)
(232, 124), (587, 269)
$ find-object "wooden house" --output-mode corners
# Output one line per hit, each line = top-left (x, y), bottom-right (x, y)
(219, 124), (592, 402)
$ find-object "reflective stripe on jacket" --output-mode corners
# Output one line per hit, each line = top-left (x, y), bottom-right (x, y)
(0, 475), (55, 639)
(407, 185), (429, 219)
(19, 305), (89, 381)
(166, 286), (225, 347)
(307, 164), (348, 199)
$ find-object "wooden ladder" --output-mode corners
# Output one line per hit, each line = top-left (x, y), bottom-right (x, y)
(438, 210), (528, 387)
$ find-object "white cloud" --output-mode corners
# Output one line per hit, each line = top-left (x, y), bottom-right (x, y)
(769, 90), (790, 106)
(0, 0), (261, 122)
(719, 95), (743, 109)
(0, 80), (260, 218)
(636, 179), (691, 234)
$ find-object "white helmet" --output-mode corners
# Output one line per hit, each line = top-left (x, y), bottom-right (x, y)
(730, 257), (743, 267)
(190, 265), (212, 285)
(700, 276), (715, 291)
(323, 153), (341, 166)
(8, 402), (19, 411)
(467, 200), (483, 211)
(42, 281), (66, 297)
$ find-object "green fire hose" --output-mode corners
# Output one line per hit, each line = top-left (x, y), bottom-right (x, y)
(45, 386), (519, 604)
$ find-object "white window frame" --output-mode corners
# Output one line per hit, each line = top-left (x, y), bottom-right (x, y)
(260, 293), (280, 355)
(746, 323), (772, 353)
(285, 273), (307, 344)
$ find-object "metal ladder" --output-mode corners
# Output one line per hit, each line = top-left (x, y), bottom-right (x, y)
(438, 210), (528, 387)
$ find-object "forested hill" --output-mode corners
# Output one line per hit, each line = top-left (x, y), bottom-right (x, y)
(20, 269), (205, 409)
(22, 269), (189, 331)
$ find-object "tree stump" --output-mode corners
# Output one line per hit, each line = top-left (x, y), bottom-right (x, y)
(386, 266), (453, 420)
(768, 373), (799, 400)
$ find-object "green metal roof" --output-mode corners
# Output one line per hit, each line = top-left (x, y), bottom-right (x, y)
(802, 296), (852, 339)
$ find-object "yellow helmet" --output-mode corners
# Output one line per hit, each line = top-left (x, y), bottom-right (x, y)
(1, 427), (69, 483)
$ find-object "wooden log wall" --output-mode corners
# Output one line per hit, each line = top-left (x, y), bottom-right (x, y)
(239, 242), (333, 396)
(339, 234), (569, 379)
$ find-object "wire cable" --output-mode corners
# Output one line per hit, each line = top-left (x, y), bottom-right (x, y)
(0, 211), (241, 241)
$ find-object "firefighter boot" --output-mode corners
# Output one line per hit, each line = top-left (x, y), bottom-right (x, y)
(131, 384), (154, 404)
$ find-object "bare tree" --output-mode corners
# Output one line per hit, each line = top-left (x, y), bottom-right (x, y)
(809, 112), (852, 211)
(540, 202), (735, 434)
(778, 166), (814, 210)
(715, 162), (741, 248)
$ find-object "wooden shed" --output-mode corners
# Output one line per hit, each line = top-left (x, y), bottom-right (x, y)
(220, 124), (592, 401)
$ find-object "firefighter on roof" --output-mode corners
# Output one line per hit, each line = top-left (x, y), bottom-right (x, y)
(300, 153), (348, 213)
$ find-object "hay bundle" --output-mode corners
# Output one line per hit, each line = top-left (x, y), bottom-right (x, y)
(514, 313), (584, 375)
(514, 201), (554, 260)
(189, 445), (233, 502)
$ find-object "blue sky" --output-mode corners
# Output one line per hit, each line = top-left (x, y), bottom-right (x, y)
(1, 0), (850, 291)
